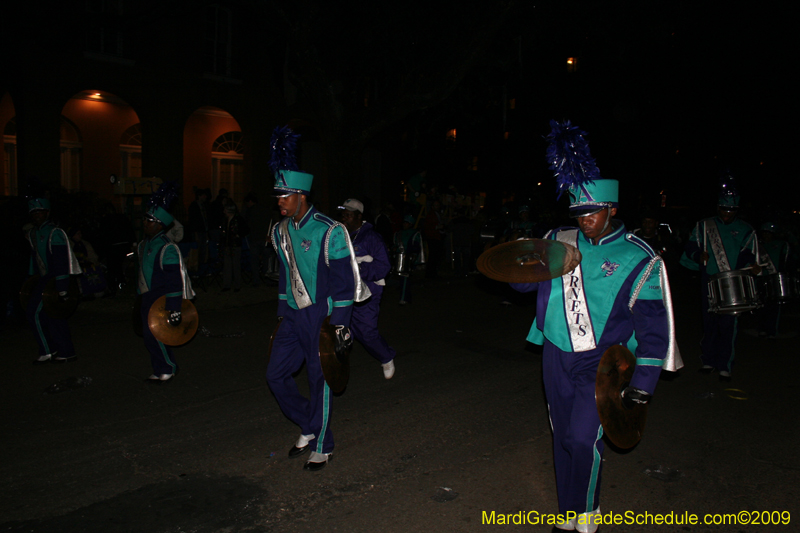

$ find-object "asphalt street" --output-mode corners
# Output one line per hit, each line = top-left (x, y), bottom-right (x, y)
(2, 266), (798, 532)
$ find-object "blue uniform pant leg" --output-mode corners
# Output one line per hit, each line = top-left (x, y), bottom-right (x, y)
(141, 293), (177, 375)
(543, 342), (604, 515)
(700, 286), (738, 372)
(758, 302), (780, 337)
(26, 277), (75, 358)
(350, 289), (396, 364)
(26, 281), (53, 357)
(267, 304), (334, 454)
(399, 275), (411, 303)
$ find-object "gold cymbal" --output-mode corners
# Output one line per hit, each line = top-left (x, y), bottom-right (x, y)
(147, 295), (199, 346)
(319, 317), (350, 394)
(596, 345), (647, 449)
(476, 238), (582, 283)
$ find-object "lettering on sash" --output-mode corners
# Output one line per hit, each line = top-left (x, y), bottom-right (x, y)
(278, 218), (313, 309)
(556, 229), (596, 351)
(705, 219), (731, 272)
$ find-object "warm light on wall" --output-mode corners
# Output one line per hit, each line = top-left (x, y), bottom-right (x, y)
(566, 57), (578, 73)
(446, 128), (457, 142)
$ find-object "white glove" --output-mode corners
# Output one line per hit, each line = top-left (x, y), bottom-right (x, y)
(356, 254), (374, 263)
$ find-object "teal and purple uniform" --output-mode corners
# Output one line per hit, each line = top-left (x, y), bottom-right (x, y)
(681, 216), (758, 372)
(513, 222), (673, 516)
(267, 206), (355, 456)
(26, 221), (79, 360)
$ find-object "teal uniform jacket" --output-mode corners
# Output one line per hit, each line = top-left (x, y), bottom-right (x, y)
(680, 216), (758, 275)
(137, 231), (184, 312)
(273, 206), (355, 326)
(28, 221), (76, 293)
(515, 222), (670, 393)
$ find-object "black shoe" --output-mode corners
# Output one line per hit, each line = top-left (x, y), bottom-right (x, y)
(288, 444), (310, 458)
(718, 372), (732, 383)
(303, 453), (332, 471)
(698, 366), (715, 375)
(33, 354), (53, 365)
(52, 355), (77, 363)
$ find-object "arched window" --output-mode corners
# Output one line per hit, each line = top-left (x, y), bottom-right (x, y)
(212, 131), (244, 206)
(60, 117), (82, 192)
(120, 123), (142, 178)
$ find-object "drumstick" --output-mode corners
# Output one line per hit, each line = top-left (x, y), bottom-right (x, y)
(702, 222), (707, 267)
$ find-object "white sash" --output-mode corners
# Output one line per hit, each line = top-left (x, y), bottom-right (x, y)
(556, 229), (596, 352)
(278, 218), (314, 309)
(705, 219), (731, 271)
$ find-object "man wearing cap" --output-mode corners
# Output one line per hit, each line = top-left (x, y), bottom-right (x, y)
(511, 121), (680, 533)
(137, 183), (194, 383)
(680, 178), (760, 381)
(25, 197), (81, 364)
(266, 127), (359, 472)
(338, 198), (396, 379)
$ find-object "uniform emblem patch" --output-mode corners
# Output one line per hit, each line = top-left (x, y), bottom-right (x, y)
(301, 239), (312, 251)
(601, 259), (620, 277)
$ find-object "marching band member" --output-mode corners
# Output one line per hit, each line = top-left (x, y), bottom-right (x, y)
(25, 196), (81, 364)
(511, 121), (681, 533)
(266, 127), (359, 472)
(137, 182), (194, 383)
(680, 174), (761, 381)
(338, 198), (397, 379)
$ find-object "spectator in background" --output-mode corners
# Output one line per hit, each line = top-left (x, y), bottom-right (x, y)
(187, 188), (210, 275)
(243, 192), (273, 287)
(424, 199), (445, 279)
(220, 198), (249, 292)
(69, 228), (107, 299)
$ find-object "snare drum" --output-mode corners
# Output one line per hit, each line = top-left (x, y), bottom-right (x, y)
(759, 272), (798, 303)
(708, 270), (761, 314)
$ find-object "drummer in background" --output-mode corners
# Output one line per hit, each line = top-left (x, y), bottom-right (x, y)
(393, 215), (424, 305)
(511, 121), (681, 533)
(757, 222), (790, 338)
(25, 196), (81, 364)
(137, 182), (194, 384)
(680, 174), (761, 382)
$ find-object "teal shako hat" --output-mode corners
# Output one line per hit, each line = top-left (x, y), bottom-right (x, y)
(145, 181), (178, 226)
(546, 120), (618, 217)
(28, 197), (51, 212)
(717, 171), (740, 209)
(269, 126), (313, 197)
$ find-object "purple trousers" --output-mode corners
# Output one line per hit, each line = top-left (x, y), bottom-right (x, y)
(141, 292), (177, 375)
(350, 287), (396, 364)
(267, 302), (334, 455)
(26, 276), (75, 358)
(543, 341), (604, 515)
(700, 283), (738, 372)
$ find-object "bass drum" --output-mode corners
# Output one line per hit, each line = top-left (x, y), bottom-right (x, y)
(708, 270), (761, 315)
(759, 272), (798, 303)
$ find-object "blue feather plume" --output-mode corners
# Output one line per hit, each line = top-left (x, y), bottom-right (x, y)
(269, 125), (300, 173)
(718, 170), (739, 198)
(148, 180), (179, 210)
(545, 119), (602, 199)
